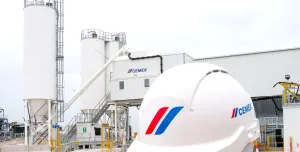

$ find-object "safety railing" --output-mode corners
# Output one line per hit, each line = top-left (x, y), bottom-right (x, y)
(267, 135), (284, 151)
(253, 140), (266, 152)
(62, 133), (112, 151)
(0, 131), (13, 142)
(61, 113), (94, 142)
(260, 125), (267, 144)
(62, 93), (111, 143)
(66, 133), (100, 144)
(93, 93), (109, 111)
(63, 113), (79, 134)
(61, 134), (132, 152)
(259, 117), (283, 126)
(80, 29), (126, 48)
(273, 82), (300, 106)
(258, 143), (266, 151)
(61, 114), (81, 143)
(24, 0), (57, 9)
(0, 115), (8, 119)
(101, 140), (114, 152)
(91, 93), (111, 123)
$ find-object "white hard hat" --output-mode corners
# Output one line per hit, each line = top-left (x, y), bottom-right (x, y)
(127, 63), (260, 152)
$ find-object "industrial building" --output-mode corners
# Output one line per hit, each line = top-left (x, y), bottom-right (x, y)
(16, 0), (300, 152)
(195, 48), (300, 119)
(195, 47), (300, 98)
(195, 48), (300, 150)
(62, 45), (299, 151)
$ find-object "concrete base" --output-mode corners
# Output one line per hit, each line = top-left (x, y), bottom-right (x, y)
(0, 145), (50, 152)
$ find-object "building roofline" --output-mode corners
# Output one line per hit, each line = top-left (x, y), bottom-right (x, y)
(195, 47), (300, 60)
(115, 51), (194, 61)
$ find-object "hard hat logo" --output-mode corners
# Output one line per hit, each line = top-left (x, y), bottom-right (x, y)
(145, 106), (184, 135)
(231, 103), (252, 118)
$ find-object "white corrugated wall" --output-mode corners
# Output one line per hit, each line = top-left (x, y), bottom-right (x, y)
(194, 48), (300, 97)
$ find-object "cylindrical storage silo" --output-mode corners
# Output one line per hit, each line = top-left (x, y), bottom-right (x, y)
(105, 40), (120, 93)
(80, 30), (106, 120)
(24, 4), (56, 123)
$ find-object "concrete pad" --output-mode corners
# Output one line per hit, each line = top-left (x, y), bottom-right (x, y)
(0, 145), (50, 152)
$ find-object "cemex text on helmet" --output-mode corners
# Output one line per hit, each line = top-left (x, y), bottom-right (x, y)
(231, 103), (252, 118)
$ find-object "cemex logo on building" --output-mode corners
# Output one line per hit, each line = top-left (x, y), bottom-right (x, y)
(231, 103), (252, 118)
(128, 68), (147, 73)
(145, 106), (184, 135)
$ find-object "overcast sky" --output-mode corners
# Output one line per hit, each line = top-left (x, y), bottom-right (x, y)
(0, 0), (300, 132)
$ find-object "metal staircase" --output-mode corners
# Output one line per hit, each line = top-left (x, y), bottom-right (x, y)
(62, 93), (111, 143)
(33, 128), (48, 145)
(91, 93), (111, 123)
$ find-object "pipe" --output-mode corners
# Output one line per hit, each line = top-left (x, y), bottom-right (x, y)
(115, 103), (118, 141)
(63, 45), (126, 113)
(27, 103), (31, 123)
(251, 96), (281, 101)
(271, 98), (283, 111)
(127, 52), (163, 73)
(129, 125), (132, 140)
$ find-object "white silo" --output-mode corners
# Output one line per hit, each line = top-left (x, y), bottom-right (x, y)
(80, 30), (126, 124)
(105, 37), (119, 93)
(80, 30), (106, 121)
(105, 32), (126, 93)
(23, 0), (58, 145)
(104, 32), (126, 139)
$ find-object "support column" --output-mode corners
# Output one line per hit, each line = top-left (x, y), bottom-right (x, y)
(109, 110), (113, 140)
(24, 99), (28, 145)
(110, 110), (114, 127)
(103, 112), (106, 123)
(115, 103), (118, 141)
(87, 109), (90, 122)
(48, 99), (51, 145)
(126, 106), (129, 141)
(51, 100), (58, 151)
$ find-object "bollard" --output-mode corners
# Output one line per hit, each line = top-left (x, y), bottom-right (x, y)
(255, 140), (259, 152)
(267, 136), (270, 151)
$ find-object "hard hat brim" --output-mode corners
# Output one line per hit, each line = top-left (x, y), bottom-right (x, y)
(127, 123), (260, 152)
(127, 139), (246, 152)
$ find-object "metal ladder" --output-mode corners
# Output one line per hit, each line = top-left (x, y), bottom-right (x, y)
(56, 0), (65, 123)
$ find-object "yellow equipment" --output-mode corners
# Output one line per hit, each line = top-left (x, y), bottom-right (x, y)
(273, 80), (300, 152)
(133, 132), (138, 140)
(50, 126), (61, 152)
(101, 123), (113, 152)
(273, 82), (300, 104)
